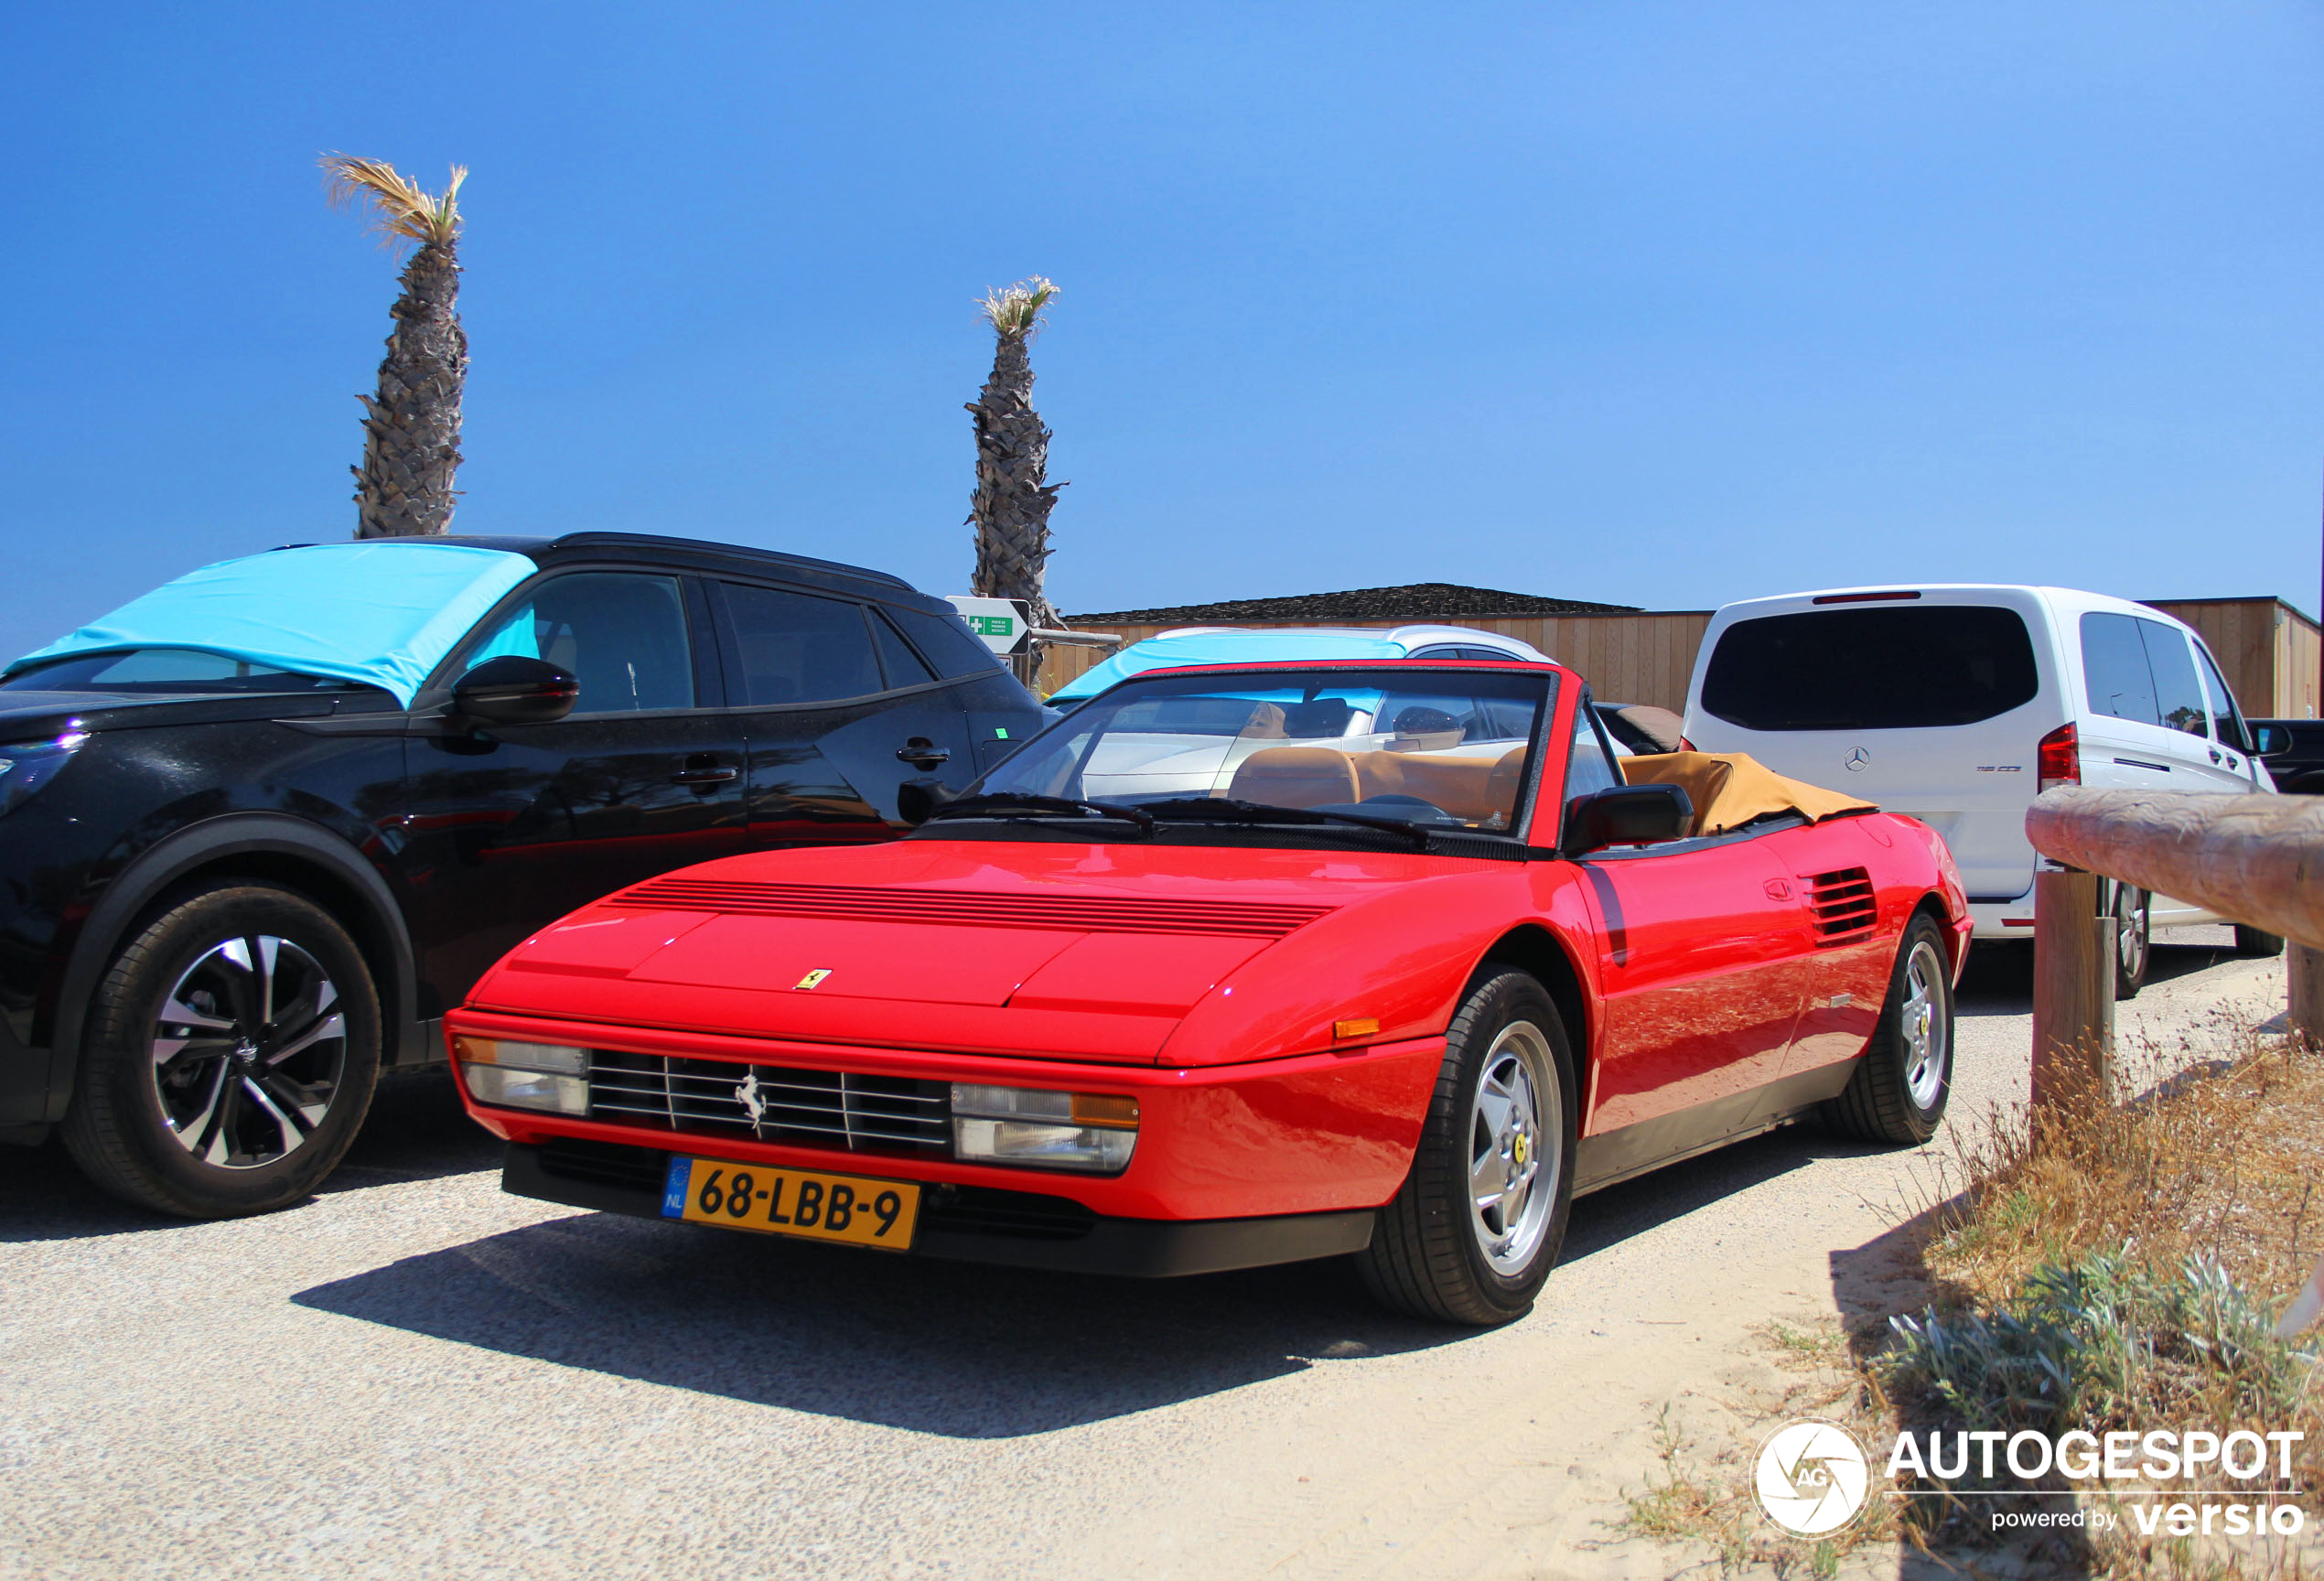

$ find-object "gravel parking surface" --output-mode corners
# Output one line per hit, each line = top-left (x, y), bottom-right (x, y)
(0, 930), (2286, 1580)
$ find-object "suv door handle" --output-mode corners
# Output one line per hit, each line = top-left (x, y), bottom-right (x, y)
(2209, 747), (2223, 765)
(897, 738), (951, 768)
(670, 766), (739, 786)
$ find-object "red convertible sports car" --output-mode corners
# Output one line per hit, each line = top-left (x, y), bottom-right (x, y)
(448, 660), (1968, 1325)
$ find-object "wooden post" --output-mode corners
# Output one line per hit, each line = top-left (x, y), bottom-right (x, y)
(2292, 941), (2324, 1050)
(2033, 866), (2113, 1120)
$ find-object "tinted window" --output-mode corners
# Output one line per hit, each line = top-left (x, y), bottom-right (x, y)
(2192, 640), (2249, 750)
(721, 584), (883, 705)
(2081, 612), (2159, 726)
(1699, 607), (2039, 731)
(888, 606), (1006, 680)
(2137, 618), (2207, 737)
(468, 573), (694, 713)
(870, 611), (936, 689)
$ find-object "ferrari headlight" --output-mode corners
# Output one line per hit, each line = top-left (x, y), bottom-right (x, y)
(951, 1083), (1140, 1173)
(0, 733), (88, 818)
(454, 1036), (589, 1115)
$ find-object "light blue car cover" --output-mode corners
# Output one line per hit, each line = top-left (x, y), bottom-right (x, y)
(1049, 629), (1410, 702)
(5, 543), (536, 708)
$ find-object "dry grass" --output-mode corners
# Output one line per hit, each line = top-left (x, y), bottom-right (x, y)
(1923, 1026), (2324, 1310)
(1618, 1325), (1900, 1577)
(1870, 1023), (2324, 1575)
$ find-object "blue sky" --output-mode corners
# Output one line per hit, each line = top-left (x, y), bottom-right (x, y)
(3, 3), (2319, 662)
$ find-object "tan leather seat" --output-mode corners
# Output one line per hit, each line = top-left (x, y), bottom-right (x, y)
(1229, 747), (1362, 809)
(1352, 747), (1529, 823)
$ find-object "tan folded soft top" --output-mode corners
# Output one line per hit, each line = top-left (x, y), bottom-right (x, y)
(1619, 751), (1877, 836)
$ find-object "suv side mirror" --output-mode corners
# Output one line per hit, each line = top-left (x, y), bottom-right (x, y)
(452, 656), (580, 726)
(2254, 724), (2290, 758)
(1563, 783), (1694, 855)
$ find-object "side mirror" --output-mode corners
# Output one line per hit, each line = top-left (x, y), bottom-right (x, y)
(896, 778), (957, 827)
(2254, 724), (2289, 758)
(1563, 783), (1694, 855)
(452, 656), (579, 726)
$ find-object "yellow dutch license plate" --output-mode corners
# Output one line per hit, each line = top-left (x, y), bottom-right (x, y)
(660, 1156), (920, 1251)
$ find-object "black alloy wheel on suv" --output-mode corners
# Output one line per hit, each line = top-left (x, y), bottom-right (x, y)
(0, 532), (1043, 1218)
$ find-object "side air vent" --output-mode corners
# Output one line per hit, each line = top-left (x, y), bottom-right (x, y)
(1803, 867), (1877, 944)
(608, 878), (1334, 939)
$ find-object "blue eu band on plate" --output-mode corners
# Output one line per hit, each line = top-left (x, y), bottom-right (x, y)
(660, 1156), (921, 1250)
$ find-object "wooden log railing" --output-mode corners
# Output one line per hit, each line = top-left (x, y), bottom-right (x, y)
(2022, 788), (2324, 1110)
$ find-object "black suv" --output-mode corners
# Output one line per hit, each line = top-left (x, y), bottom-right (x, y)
(0, 532), (1040, 1217)
(2253, 719), (2324, 794)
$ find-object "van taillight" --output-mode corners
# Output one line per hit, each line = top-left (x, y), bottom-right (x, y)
(2037, 722), (2080, 792)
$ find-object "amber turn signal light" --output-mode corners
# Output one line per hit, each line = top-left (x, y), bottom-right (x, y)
(1071, 1093), (1142, 1128)
(1333, 1017), (1381, 1040)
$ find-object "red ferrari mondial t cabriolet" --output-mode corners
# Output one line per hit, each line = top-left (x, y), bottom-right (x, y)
(448, 661), (1969, 1325)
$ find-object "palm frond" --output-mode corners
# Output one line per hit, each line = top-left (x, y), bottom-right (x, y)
(320, 154), (466, 251)
(977, 277), (1059, 339)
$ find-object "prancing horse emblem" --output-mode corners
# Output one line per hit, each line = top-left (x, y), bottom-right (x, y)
(794, 968), (832, 990)
(1844, 747), (1871, 772)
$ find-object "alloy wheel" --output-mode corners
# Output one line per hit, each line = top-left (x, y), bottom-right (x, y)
(1899, 939), (1949, 1109)
(1468, 1020), (1561, 1274)
(149, 935), (347, 1169)
(2114, 887), (2148, 980)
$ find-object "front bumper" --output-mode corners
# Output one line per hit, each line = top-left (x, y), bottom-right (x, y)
(447, 1008), (1447, 1223)
(504, 1139), (1377, 1277)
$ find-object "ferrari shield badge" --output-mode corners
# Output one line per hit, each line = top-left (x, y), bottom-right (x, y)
(794, 968), (832, 991)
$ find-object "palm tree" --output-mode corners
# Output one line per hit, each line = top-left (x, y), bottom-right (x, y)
(967, 278), (1065, 673)
(321, 155), (468, 538)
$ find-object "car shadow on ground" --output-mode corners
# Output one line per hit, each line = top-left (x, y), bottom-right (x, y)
(292, 1207), (1459, 1437)
(284, 1113), (1889, 1439)
(0, 1068), (499, 1244)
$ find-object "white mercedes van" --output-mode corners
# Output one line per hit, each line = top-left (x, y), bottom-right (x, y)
(1681, 585), (2279, 996)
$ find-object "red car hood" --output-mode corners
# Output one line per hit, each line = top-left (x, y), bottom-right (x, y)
(466, 838), (1501, 1064)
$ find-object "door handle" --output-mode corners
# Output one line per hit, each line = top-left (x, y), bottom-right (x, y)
(896, 739), (951, 767)
(670, 766), (739, 786)
(2209, 747), (2223, 765)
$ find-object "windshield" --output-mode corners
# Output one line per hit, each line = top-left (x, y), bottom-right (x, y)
(945, 666), (1554, 840)
(0, 649), (371, 695)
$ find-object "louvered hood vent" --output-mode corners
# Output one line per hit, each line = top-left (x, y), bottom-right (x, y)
(608, 877), (1335, 939)
(1804, 868), (1877, 943)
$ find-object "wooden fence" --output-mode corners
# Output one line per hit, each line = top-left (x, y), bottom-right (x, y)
(1040, 596), (2318, 717)
(2021, 788), (2324, 1111)
(1038, 610), (1716, 708)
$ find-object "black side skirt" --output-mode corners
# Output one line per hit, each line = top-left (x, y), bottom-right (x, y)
(1574, 1060), (1860, 1197)
(501, 1142), (1376, 1279)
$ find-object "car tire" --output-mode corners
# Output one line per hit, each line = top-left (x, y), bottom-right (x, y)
(2110, 882), (2150, 1002)
(1358, 970), (1576, 1327)
(2234, 924), (2287, 959)
(61, 884), (382, 1219)
(1824, 914), (1953, 1146)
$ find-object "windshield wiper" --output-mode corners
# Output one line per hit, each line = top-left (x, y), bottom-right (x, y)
(1132, 797), (1433, 849)
(922, 791), (1156, 834)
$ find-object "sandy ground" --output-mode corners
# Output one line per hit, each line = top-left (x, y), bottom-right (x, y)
(0, 930), (2287, 1581)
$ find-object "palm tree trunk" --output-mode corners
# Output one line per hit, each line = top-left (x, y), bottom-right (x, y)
(353, 240), (466, 537)
(968, 283), (1065, 682)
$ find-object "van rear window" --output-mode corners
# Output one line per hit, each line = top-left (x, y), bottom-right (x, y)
(1700, 606), (2039, 731)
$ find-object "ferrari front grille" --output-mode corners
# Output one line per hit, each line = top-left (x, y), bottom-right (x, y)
(586, 1050), (952, 1156)
(1803, 867), (1877, 943)
(606, 877), (1334, 938)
